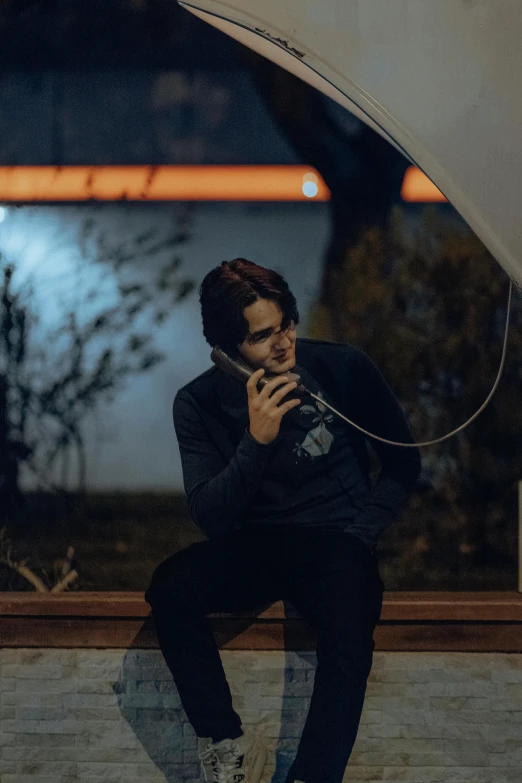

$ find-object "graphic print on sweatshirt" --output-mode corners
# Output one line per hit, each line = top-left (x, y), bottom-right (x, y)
(294, 391), (335, 459)
(256, 368), (348, 503)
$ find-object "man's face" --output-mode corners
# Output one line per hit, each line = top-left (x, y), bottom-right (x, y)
(237, 298), (297, 375)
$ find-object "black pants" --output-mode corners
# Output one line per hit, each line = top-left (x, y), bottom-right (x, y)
(144, 525), (384, 783)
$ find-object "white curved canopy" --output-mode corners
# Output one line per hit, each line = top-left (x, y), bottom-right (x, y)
(179, 0), (522, 287)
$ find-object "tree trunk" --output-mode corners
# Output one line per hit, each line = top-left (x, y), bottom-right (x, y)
(0, 375), (23, 525)
(238, 48), (410, 338)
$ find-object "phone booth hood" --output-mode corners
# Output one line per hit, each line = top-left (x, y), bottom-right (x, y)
(178, 0), (522, 288)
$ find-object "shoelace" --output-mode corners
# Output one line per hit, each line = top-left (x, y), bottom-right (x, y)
(198, 742), (245, 783)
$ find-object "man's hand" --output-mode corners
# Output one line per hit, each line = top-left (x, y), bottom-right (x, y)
(247, 369), (301, 445)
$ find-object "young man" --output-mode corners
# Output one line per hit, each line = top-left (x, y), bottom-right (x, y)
(145, 258), (421, 783)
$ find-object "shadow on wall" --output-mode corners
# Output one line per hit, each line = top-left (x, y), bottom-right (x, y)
(113, 600), (316, 782)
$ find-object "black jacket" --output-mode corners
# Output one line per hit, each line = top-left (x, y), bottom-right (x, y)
(173, 337), (421, 549)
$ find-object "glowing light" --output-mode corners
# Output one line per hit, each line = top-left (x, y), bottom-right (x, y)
(0, 166), (445, 203)
(302, 172), (319, 198)
(401, 166), (447, 202)
(302, 181), (319, 198)
(0, 206), (7, 223)
(0, 208), (120, 333)
(0, 166), (330, 202)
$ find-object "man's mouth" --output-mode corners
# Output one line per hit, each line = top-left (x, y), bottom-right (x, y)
(274, 350), (290, 362)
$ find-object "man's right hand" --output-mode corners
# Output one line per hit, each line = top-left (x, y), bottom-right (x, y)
(247, 369), (301, 445)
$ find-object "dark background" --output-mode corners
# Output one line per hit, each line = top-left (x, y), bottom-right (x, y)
(1, 0), (521, 592)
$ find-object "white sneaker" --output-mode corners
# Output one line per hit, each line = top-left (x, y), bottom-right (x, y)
(198, 728), (267, 782)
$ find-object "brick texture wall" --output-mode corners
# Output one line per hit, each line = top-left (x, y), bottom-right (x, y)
(1, 649), (521, 782)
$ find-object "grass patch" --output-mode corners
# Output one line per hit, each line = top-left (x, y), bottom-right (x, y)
(2, 492), (517, 591)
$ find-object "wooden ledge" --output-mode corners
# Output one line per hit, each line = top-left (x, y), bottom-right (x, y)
(1, 591), (522, 620)
(1, 592), (522, 651)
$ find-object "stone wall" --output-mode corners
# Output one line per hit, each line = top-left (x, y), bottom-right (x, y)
(1, 648), (521, 783)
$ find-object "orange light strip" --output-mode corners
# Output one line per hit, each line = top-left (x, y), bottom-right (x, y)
(0, 165), (330, 202)
(0, 165), (445, 203)
(401, 166), (447, 202)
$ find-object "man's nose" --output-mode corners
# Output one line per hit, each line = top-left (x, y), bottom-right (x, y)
(276, 331), (292, 350)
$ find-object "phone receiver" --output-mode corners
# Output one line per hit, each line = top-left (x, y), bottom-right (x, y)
(211, 346), (310, 396)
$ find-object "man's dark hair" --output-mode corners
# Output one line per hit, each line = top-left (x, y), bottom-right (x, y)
(199, 258), (300, 354)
